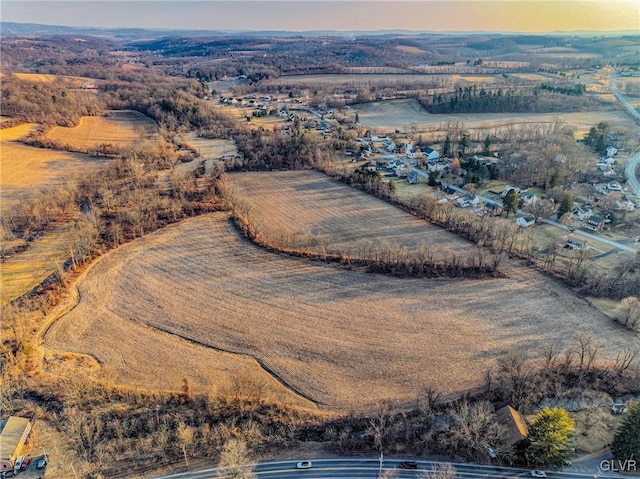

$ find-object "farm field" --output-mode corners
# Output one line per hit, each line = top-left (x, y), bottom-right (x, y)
(0, 224), (74, 304)
(352, 98), (634, 133)
(43, 212), (637, 410)
(44, 110), (157, 150)
(12, 72), (98, 85)
(0, 123), (106, 205)
(270, 73), (502, 86)
(228, 170), (477, 261)
(183, 132), (237, 160)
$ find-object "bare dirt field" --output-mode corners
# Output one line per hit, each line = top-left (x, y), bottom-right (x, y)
(44, 110), (157, 150)
(43, 212), (637, 411)
(228, 170), (477, 261)
(352, 98), (634, 133)
(0, 123), (107, 205)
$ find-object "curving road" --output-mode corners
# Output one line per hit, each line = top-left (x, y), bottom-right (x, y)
(610, 68), (640, 197)
(152, 458), (624, 479)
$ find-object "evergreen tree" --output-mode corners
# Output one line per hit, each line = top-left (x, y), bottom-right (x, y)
(483, 135), (492, 155)
(458, 133), (470, 158)
(443, 134), (452, 158)
(557, 192), (574, 219)
(612, 403), (640, 465)
(503, 188), (519, 216)
(527, 407), (576, 468)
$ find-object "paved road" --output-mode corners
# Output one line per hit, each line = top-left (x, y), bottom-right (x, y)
(152, 458), (624, 479)
(610, 69), (640, 123)
(538, 218), (638, 253)
(624, 150), (640, 197)
(610, 69), (640, 197)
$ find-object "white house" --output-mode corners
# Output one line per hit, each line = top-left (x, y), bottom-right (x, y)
(520, 191), (537, 206)
(517, 216), (535, 228)
(423, 147), (440, 161)
(575, 207), (593, 221)
(608, 181), (622, 192)
(606, 146), (618, 157)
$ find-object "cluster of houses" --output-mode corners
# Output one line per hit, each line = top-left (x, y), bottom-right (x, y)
(595, 146), (619, 177)
(219, 95), (272, 109)
(440, 185), (504, 216)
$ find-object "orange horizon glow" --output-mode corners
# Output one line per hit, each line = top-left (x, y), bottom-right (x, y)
(1, 1), (639, 33)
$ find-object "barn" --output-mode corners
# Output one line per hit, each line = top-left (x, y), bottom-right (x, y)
(0, 416), (32, 472)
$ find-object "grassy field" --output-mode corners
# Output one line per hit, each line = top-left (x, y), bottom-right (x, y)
(0, 123), (107, 205)
(352, 98), (634, 134)
(43, 212), (637, 411)
(228, 170), (477, 261)
(44, 110), (157, 150)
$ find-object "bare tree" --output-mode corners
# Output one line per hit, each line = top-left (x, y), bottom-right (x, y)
(613, 347), (639, 375)
(368, 401), (390, 476)
(177, 422), (195, 470)
(218, 438), (256, 479)
(619, 297), (640, 328)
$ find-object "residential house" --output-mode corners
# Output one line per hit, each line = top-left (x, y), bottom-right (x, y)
(407, 171), (419, 184)
(423, 147), (440, 161)
(359, 160), (377, 172)
(442, 185), (458, 195)
(565, 235), (588, 250)
(575, 207), (593, 221)
(484, 201), (504, 216)
(607, 146), (618, 157)
(584, 215), (605, 231)
(517, 216), (536, 228)
(457, 193), (479, 208)
(612, 401), (628, 414)
(496, 406), (529, 449)
(608, 181), (622, 192)
(501, 185), (521, 198)
(520, 191), (537, 207)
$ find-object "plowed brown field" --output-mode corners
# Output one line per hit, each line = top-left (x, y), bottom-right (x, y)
(44, 212), (635, 411)
(228, 170), (477, 261)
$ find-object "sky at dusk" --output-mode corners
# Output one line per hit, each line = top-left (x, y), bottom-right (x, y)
(2, 1), (639, 33)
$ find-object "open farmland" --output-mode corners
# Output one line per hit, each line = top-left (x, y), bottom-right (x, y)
(352, 98), (634, 133)
(12, 72), (99, 87)
(0, 123), (107, 205)
(44, 110), (157, 150)
(183, 132), (237, 160)
(228, 170), (477, 261)
(1, 225), (74, 304)
(43, 212), (636, 411)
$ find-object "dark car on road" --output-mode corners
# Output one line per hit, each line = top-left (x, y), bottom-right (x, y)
(399, 461), (418, 469)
